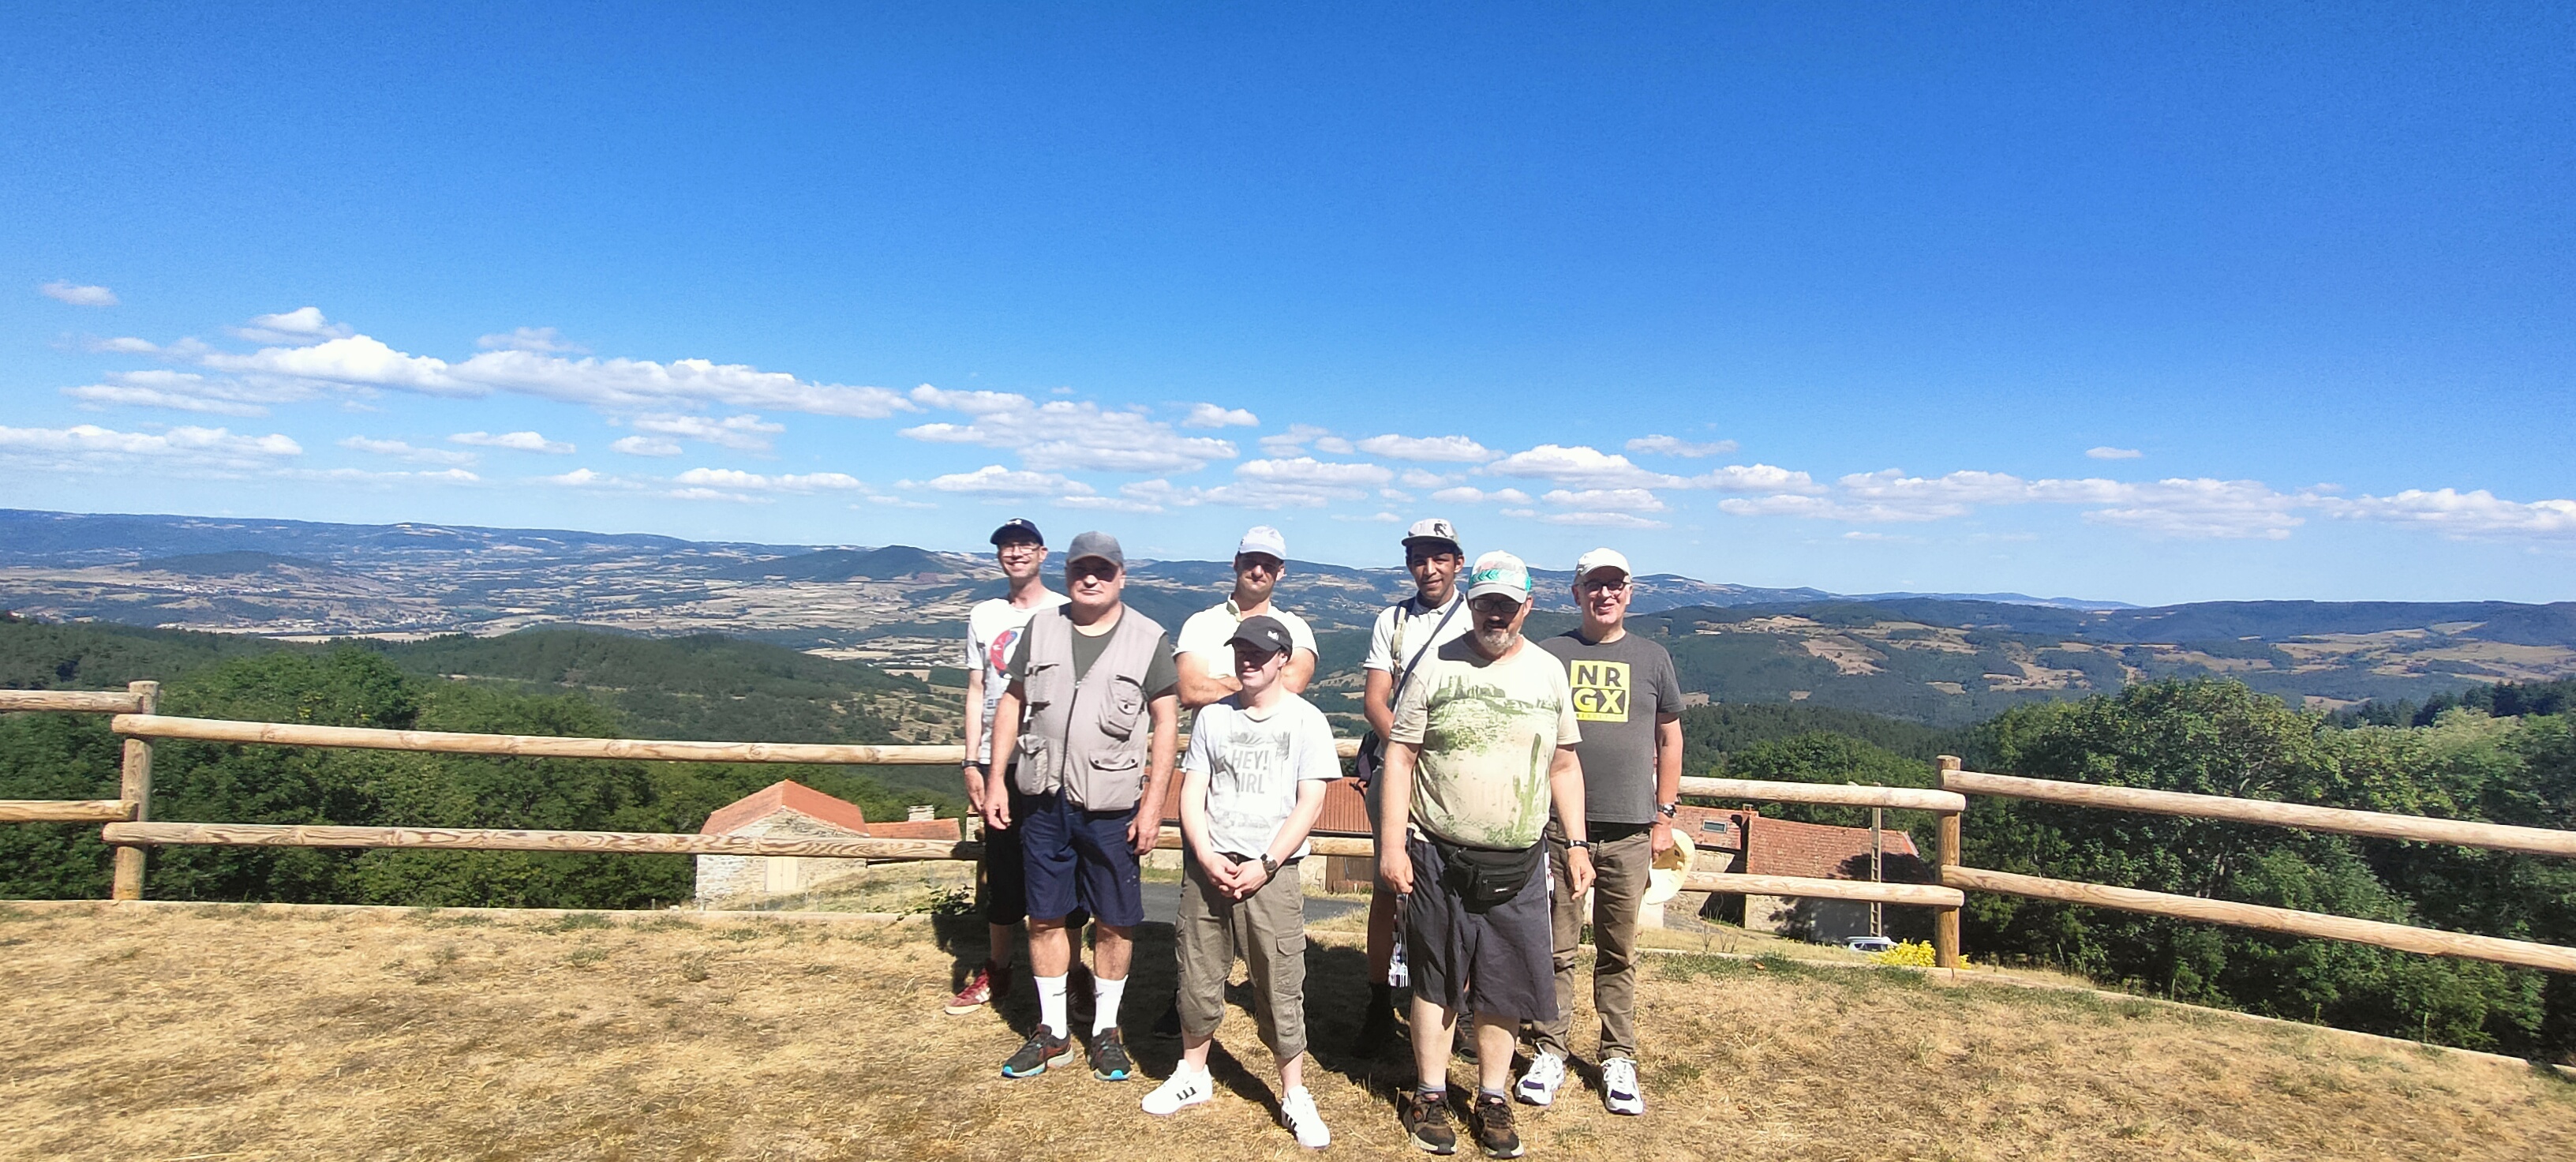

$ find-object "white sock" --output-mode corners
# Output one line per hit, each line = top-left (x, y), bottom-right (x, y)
(1035, 973), (1069, 1039)
(1091, 975), (1127, 1035)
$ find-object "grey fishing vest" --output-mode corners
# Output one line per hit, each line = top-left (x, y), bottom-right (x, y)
(1012, 605), (1166, 812)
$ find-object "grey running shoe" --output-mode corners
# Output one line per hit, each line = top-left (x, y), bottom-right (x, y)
(1399, 1089), (1457, 1155)
(1089, 1029), (1134, 1081)
(1000, 1029), (1069, 1078)
(1473, 1092), (1523, 1159)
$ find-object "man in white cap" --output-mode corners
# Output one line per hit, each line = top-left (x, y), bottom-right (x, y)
(1174, 525), (1318, 709)
(1351, 516), (1472, 1055)
(1519, 548), (1684, 1117)
(1377, 549), (1593, 1160)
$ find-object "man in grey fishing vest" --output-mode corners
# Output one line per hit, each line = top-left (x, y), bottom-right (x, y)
(983, 530), (1181, 1083)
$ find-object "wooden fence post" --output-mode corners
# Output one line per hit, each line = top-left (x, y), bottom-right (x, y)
(1934, 754), (1962, 969)
(110, 680), (159, 901)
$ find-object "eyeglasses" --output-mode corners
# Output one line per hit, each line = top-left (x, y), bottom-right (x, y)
(996, 543), (1043, 558)
(1579, 577), (1631, 592)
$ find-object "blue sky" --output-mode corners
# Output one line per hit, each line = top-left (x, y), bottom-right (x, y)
(3, 3), (2569, 605)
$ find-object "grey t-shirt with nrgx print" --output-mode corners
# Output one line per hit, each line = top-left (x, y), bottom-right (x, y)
(1537, 628), (1683, 826)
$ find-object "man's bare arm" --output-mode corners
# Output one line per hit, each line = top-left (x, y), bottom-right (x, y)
(1174, 652), (1241, 709)
(1279, 648), (1316, 695)
(1362, 669), (1395, 737)
(1548, 748), (1595, 897)
(961, 665), (987, 808)
(982, 684), (1023, 833)
(1130, 693), (1181, 856)
(1376, 741), (1418, 894)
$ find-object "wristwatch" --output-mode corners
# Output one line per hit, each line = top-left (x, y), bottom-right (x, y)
(1566, 838), (1592, 851)
(1657, 802), (1679, 819)
(1260, 854), (1281, 878)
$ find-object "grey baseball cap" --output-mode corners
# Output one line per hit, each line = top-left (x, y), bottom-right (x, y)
(1063, 530), (1124, 569)
(1402, 516), (1461, 554)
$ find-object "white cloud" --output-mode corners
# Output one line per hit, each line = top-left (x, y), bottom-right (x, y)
(451, 430), (575, 455)
(477, 326), (586, 354)
(1259, 423), (1334, 456)
(339, 436), (477, 467)
(0, 423), (301, 474)
(1331, 512), (1405, 523)
(1355, 434), (1497, 463)
(538, 467), (624, 487)
(668, 486), (772, 504)
(1056, 494), (1166, 513)
(1487, 444), (1683, 489)
(1841, 531), (1925, 543)
(917, 465), (1091, 498)
(61, 369), (315, 418)
(610, 436), (683, 457)
(40, 281), (118, 307)
(903, 386), (1236, 473)
(1718, 468), (2310, 538)
(1237, 457), (1394, 489)
(1540, 488), (1668, 513)
(204, 335), (474, 397)
(1500, 507), (1668, 530)
(673, 467), (864, 493)
(88, 336), (163, 354)
(1626, 434), (1738, 458)
(234, 307), (354, 343)
(2324, 489), (2576, 540)
(1687, 463), (1823, 493)
(629, 411), (784, 452)
(1312, 436), (1356, 455)
(1181, 403), (1260, 429)
(2087, 446), (2144, 460)
(282, 466), (481, 485)
(1429, 485), (1532, 504)
(1398, 468), (1455, 489)
(2080, 478), (2307, 540)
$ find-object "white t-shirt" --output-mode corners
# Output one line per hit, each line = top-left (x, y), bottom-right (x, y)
(1174, 598), (1320, 663)
(964, 591), (1069, 763)
(1180, 692), (1342, 860)
(1363, 592), (1469, 678)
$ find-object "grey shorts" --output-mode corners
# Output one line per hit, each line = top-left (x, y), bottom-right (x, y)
(1404, 834), (1559, 1025)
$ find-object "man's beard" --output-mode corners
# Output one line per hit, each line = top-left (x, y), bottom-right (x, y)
(1472, 625), (1518, 657)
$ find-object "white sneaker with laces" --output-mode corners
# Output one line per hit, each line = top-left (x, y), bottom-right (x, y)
(1601, 1056), (1645, 1115)
(1141, 1065), (1212, 1115)
(1514, 1049), (1567, 1107)
(1280, 1085), (1331, 1149)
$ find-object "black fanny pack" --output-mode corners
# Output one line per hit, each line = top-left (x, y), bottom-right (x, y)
(1434, 835), (1541, 913)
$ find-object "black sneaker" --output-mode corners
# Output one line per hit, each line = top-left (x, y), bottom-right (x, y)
(1089, 1029), (1134, 1081)
(1000, 1029), (1070, 1078)
(1354, 1000), (1400, 1055)
(1472, 1093), (1523, 1159)
(1398, 1089), (1457, 1155)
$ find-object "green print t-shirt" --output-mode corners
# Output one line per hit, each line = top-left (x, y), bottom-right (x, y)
(1387, 636), (1581, 850)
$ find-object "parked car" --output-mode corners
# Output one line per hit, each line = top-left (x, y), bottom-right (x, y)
(1842, 935), (1897, 954)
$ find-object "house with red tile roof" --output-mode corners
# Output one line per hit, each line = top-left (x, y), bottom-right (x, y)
(693, 781), (960, 907)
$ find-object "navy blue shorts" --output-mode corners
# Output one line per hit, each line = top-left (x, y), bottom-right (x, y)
(1012, 787), (1144, 929)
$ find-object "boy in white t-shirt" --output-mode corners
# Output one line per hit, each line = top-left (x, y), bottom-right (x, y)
(1140, 614), (1336, 1149)
(946, 518), (1080, 1016)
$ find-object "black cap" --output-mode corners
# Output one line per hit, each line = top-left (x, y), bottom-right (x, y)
(1064, 530), (1124, 569)
(1224, 614), (1294, 656)
(990, 518), (1044, 547)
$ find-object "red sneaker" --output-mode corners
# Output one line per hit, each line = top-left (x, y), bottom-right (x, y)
(945, 963), (1007, 1014)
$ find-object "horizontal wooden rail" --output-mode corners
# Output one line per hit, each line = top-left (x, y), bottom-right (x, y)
(1946, 769), (2576, 860)
(113, 715), (966, 765)
(1945, 864), (2576, 975)
(1679, 775), (1964, 813)
(109, 715), (1368, 765)
(0, 799), (137, 823)
(1688, 872), (1963, 907)
(104, 821), (983, 861)
(0, 689), (146, 714)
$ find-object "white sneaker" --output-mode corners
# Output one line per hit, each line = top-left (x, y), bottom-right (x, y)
(1280, 1085), (1331, 1149)
(1601, 1057), (1645, 1115)
(1514, 1050), (1567, 1107)
(1141, 1065), (1212, 1115)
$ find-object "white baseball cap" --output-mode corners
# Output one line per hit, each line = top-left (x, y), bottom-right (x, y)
(1575, 547), (1631, 580)
(1236, 525), (1286, 560)
(1402, 517), (1461, 553)
(1466, 550), (1533, 603)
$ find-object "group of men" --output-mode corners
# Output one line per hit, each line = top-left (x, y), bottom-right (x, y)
(950, 515), (1682, 1157)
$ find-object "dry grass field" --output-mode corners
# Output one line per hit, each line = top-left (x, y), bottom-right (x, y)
(4, 900), (2570, 1162)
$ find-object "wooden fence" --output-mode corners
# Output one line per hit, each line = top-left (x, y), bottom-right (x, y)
(8, 686), (2575, 977)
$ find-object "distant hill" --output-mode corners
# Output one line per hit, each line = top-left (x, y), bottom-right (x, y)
(3, 508), (2570, 725)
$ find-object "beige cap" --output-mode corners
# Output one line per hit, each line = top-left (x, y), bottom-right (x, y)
(1574, 547), (1631, 579)
(1642, 827), (1698, 906)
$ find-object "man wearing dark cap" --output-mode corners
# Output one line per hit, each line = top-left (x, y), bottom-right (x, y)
(1352, 516), (1472, 1054)
(1140, 614), (1338, 1149)
(985, 531), (1180, 1082)
(946, 518), (1080, 1016)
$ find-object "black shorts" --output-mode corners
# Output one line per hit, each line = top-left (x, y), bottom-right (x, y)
(972, 763), (1088, 930)
(1404, 834), (1559, 1024)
